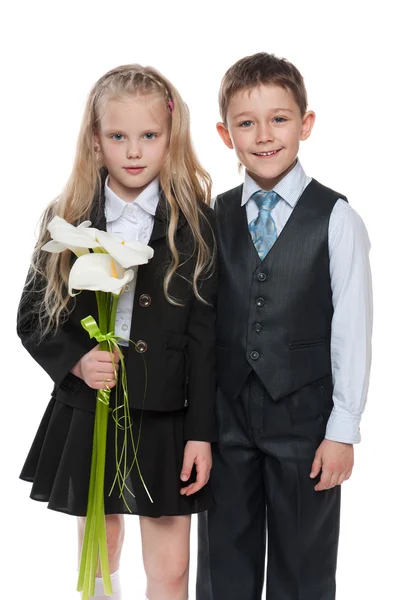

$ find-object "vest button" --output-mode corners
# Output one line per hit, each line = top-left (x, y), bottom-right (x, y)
(257, 272), (267, 282)
(256, 297), (265, 307)
(139, 294), (151, 307)
(254, 323), (263, 333)
(250, 351), (260, 361)
(135, 340), (148, 353)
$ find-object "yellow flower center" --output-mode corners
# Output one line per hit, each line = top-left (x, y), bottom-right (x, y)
(110, 259), (118, 278)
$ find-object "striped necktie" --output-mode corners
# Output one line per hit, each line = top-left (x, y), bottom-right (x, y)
(248, 190), (280, 260)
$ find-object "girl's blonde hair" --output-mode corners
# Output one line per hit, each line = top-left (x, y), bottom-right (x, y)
(28, 64), (214, 338)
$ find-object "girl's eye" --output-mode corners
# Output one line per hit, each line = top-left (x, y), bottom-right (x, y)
(239, 121), (252, 128)
(144, 133), (156, 139)
(112, 133), (125, 141)
(273, 117), (287, 123)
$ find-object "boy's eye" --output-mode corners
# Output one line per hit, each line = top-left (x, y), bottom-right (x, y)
(239, 121), (253, 128)
(144, 132), (157, 139)
(111, 133), (125, 141)
(273, 117), (287, 123)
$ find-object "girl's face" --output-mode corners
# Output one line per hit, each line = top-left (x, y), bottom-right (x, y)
(95, 93), (170, 201)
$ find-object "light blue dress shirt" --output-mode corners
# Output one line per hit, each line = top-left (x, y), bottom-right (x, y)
(241, 161), (373, 444)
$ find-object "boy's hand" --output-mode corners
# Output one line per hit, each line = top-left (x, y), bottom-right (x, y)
(180, 441), (212, 496)
(71, 344), (120, 390)
(310, 440), (354, 491)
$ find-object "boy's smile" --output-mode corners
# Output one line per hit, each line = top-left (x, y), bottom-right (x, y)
(217, 84), (315, 190)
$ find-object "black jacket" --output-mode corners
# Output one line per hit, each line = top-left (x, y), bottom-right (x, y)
(17, 186), (217, 442)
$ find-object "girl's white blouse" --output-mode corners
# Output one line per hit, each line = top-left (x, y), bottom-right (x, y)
(104, 177), (160, 346)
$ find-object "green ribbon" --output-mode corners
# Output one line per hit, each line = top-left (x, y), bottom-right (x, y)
(81, 315), (117, 343)
(81, 316), (122, 406)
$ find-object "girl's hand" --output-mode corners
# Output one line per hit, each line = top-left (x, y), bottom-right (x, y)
(180, 441), (212, 496)
(71, 344), (120, 390)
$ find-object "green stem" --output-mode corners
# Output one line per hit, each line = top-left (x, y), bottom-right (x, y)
(97, 403), (112, 593)
(85, 500), (97, 598)
(97, 291), (108, 334)
(77, 420), (97, 591)
(77, 291), (114, 598)
(109, 293), (119, 337)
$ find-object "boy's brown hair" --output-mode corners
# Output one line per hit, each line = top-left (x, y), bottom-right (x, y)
(219, 52), (308, 123)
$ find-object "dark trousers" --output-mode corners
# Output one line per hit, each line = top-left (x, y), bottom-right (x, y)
(197, 373), (340, 600)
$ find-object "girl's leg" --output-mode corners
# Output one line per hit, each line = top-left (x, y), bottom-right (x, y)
(78, 514), (125, 598)
(140, 514), (191, 600)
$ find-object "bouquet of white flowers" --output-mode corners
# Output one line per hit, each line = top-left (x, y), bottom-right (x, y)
(43, 216), (154, 599)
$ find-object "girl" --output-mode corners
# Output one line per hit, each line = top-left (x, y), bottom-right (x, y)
(17, 64), (217, 600)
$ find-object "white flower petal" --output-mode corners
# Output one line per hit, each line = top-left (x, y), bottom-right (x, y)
(47, 216), (100, 249)
(68, 253), (134, 296)
(77, 221), (92, 228)
(95, 230), (154, 268)
(42, 240), (66, 253)
(47, 216), (67, 228)
(41, 240), (89, 257)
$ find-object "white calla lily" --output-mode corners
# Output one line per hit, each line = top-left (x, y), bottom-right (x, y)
(68, 253), (134, 296)
(95, 230), (154, 268)
(42, 217), (152, 597)
(43, 216), (101, 256)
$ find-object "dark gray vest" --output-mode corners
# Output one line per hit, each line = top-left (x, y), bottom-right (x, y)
(215, 179), (347, 401)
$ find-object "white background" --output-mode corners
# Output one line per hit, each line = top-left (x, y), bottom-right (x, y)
(1, 1), (398, 598)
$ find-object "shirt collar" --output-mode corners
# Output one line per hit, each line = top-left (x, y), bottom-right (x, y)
(105, 176), (160, 222)
(241, 160), (308, 209)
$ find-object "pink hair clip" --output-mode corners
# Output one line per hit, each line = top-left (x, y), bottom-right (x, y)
(168, 100), (174, 114)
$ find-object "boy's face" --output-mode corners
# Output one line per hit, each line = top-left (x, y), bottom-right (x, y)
(217, 84), (315, 189)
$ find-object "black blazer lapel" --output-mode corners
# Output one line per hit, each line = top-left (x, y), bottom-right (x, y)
(150, 194), (169, 242)
(89, 169), (107, 231)
(150, 191), (186, 243)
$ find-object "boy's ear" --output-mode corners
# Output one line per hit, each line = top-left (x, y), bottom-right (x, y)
(216, 122), (234, 149)
(300, 110), (316, 141)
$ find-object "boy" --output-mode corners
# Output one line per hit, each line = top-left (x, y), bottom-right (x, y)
(197, 53), (372, 600)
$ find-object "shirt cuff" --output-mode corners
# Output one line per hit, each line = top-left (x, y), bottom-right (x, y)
(325, 408), (362, 444)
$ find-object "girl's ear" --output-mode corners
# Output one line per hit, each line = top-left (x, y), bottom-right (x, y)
(216, 122), (234, 149)
(300, 110), (316, 141)
(93, 131), (101, 151)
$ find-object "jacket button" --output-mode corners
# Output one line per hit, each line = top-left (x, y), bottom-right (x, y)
(136, 340), (148, 353)
(254, 323), (263, 333)
(139, 294), (151, 307)
(250, 351), (260, 360)
(256, 297), (265, 307)
(257, 272), (267, 282)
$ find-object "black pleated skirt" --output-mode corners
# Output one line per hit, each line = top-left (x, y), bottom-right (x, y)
(20, 396), (214, 518)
